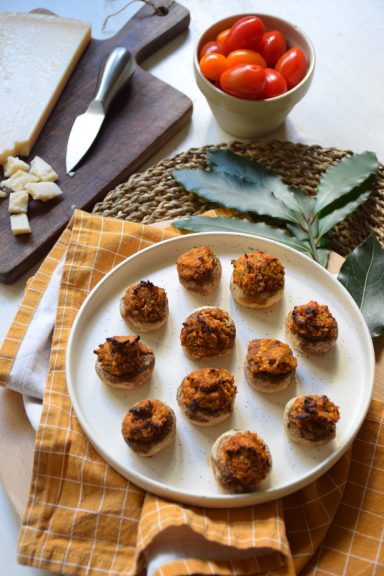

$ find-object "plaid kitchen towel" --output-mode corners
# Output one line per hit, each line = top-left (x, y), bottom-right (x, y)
(0, 210), (382, 576)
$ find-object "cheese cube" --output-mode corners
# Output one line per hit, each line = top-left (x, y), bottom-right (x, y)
(26, 181), (63, 201)
(10, 213), (32, 235)
(30, 156), (58, 182)
(8, 190), (29, 214)
(4, 156), (30, 177)
(0, 13), (91, 164)
(0, 190), (7, 198)
(1, 170), (39, 192)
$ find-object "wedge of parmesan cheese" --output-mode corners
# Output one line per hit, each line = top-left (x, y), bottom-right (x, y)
(10, 213), (31, 235)
(1, 170), (39, 192)
(0, 13), (91, 164)
(26, 181), (63, 201)
(29, 156), (58, 182)
(4, 156), (30, 177)
(8, 191), (29, 214)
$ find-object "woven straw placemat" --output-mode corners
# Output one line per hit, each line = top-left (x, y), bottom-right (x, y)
(92, 140), (384, 256)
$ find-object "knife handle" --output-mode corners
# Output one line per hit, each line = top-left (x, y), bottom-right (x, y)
(94, 47), (135, 112)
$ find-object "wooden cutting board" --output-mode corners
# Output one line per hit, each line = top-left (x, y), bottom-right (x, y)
(0, 2), (192, 283)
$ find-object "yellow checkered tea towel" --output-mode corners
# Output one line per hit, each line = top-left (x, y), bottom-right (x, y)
(0, 210), (382, 576)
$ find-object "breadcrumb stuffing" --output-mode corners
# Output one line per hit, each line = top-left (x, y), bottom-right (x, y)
(180, 368), (236, 413)
(288, 301), (338, 341)
(246, 338), (297, 375)
(180, 307), (236, 358)
(177, 246), (218, 282)
(122, 281), (168, 323)
(217, 431), (271, 488)
(232, 251), (284, 296)
(94, 335), (151, 376)
(122, 399), (173, 442)
(288, 395), (340, 438)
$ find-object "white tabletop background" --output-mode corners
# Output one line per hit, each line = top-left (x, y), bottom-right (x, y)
(1, 0), (384, 574)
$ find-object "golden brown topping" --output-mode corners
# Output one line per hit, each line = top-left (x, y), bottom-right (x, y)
(122, 399), (173, 443)
(217, 431), (271, 488)
(231, 251), (284, 296)
(288, 301), (338, 341)
(122, 281), (168, 323)
(288, 395), (340, 437)
(94, 335), (151, 376)
(177, 246), (219, 282)
(246, 338), (297, 375)
(180, 307), (236, 359)
(180, 368), (236, 413)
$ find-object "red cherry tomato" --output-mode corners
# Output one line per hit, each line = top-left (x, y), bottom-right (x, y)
(220, 64), (265, 99)
(200, 53), (229, 82)
(258, 30), (286, 67)
(224, 16), (266, 53)
(198, 40), (227, 60)
(275, 47), (308, 89)
(216, 28), (230, 46)
(227, 49), (266, 68)
(259, 68), (287, 99)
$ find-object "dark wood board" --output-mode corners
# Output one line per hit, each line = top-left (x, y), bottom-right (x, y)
(0, 2), (192, 283)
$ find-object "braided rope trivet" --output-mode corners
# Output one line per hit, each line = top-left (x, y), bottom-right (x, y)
(92, 140), (384, 256)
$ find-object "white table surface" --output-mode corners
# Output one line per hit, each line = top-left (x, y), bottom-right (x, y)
(1, 0), (384, 574)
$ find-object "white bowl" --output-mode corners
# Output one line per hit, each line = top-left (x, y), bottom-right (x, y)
(194, 14), (316, 138)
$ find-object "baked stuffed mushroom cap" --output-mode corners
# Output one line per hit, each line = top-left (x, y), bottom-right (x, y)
(94, 335), (155, 389)
(286, 300), (338, 354)
(230, 251), (285, 308)
(121, 398), (176, 456)
(210, 429), (272, 493)
(245, 338), (297, 393)
(284, 394), (340, 446)
(120, 280), (169, 332)
(180, 306), (236, 359)
(176, 246), (222, 295)
(177, 367), (237, 426)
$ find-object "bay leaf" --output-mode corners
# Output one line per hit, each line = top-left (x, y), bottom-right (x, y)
(208, 150), (301, 212)
(172, 216), (312, 255)
(317, 248), (330, 268)
(314, 151), (378, 214)
(337, 235), (384, 337)
(317, 190), (371, 238)
(172, 168), (298, 222)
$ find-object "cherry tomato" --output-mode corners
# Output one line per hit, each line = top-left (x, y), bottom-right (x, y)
(198, 40), (227, 60)
(200, 53), (229, 82)
(258, 30), (286, 67)
(259, 68), (287, 99)
(220, 64), (265, 99)
(227, 49), (266, 68)
(224, 16), (266, 53)
(275, 47), (308, 89)
(216, 28), (230, 46)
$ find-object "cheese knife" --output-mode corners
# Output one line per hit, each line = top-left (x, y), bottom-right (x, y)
(66, 46), (135, 174)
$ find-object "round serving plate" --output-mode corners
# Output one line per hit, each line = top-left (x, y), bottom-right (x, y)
(66, 232), (375, 508)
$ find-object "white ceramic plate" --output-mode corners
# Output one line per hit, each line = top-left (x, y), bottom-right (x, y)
(66, 232), (375, 507)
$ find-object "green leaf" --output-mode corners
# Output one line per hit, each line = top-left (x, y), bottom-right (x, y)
(172, 169), (297, 224)
(291, 188), (316, 221)
(286, 223), (311, 241)
(172, 216), (313, 255)
(337, 235), (384, 338)
(317, 249), (330, 268)
(314, 151), (378, 214)
(208, 150), (301, 213)
(317, 190), (371, 238)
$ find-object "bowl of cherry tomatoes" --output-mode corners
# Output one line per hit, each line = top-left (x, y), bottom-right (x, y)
(194, 14), (315, 137)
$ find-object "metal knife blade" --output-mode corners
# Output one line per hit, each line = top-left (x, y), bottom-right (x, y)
(66, 47), (135, 175)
